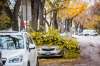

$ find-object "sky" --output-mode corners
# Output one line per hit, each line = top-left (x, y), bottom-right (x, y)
(9, 0), (16, 9)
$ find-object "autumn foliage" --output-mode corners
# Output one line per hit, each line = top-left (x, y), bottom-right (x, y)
(58, 2), (87, 20)
(0, 15), (11, 30)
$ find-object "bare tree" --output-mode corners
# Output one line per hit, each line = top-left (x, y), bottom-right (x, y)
(31, 0), (45, 31)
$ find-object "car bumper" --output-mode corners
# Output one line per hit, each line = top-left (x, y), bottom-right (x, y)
(38, 54), (63, 58)
(4, 62), (27, 66)
(38, 52), (63, 57)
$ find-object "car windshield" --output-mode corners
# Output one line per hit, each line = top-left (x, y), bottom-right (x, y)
(0, 35), (24, 50)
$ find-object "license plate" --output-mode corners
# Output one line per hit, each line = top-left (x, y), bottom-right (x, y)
(46, 52), (51, 55)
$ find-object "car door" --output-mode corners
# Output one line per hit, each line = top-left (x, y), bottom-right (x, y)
(0, 51), (3, 66)
(27, 36), (37, 66)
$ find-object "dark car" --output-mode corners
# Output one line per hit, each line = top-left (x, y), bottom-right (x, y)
(0, 51), (3, 66)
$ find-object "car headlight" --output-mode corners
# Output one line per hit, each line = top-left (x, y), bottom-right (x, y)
(56, 47), (61, 51)
(8, 55), (23, 63)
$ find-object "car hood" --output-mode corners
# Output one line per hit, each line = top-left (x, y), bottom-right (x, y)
(41, 45), (59, 49)
(1, 49), (25, 59)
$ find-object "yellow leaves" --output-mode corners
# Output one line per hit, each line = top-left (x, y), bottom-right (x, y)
(45, 0), (87, 22)
(93, 15), (100, 22)
(57, 0), (70, 20)
(58, 2), (87, 20)
(84, 21), (97, 29)
(0, 15), (11, 30)
(83, 15), (100, 29)
(58, 7), (68, 20)
(45, 1), (52, 12)
(67, 3), (87, 17)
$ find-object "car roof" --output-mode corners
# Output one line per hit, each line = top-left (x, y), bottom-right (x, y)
(0, 31), (27, 35)
(83, 29), (97, 33)
(83, 29), (96, 32)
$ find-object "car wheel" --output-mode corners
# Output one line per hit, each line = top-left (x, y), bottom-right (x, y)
(36, 58), (39, 66)
(27, 61), (30, 66)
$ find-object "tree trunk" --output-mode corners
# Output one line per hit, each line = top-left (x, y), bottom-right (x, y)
(79, 24), (83, 33)
(38, 0), (45, 31)
(31, 0), (39, 31)
(0, 0), (6, 14)
(66, 19), (72, 32)
(12, 0), (21, 31)
(52, 10), (58, 29)
(75, 23), (79, 33)
(0, 1), (13, 30)
(65, 19), (67, 32)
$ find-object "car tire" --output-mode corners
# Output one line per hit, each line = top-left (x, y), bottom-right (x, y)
(36, 58), (39, 66)
(27, 61), (30, 66)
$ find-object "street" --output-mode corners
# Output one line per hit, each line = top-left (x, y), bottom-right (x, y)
(0, 0), (100, 66)
(39, 36), (100, 66)
(79, 36), (100, 66)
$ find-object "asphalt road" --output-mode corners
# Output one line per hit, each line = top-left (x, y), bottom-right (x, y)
(39, 36), (100, 66)
(78, 36), (100, 66)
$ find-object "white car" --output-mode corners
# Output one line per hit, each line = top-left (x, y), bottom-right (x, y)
(0, 51), (3, 66)
(72, 29), (98, 38)
(0, 32), (38, 66)
(82, 29), (98, 36)
(37, 45), (63, 57)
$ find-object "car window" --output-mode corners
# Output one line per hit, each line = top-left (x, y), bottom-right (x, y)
(0, 35), (24, 50)
(28, 37), (33, 44)
(26, 36), (33, 49)
(26, 37), (29, 49)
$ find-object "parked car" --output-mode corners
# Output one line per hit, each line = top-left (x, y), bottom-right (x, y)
(72, 29), (98, 38)
(82, 29), (98, 36)
(37, 45), (63, 57)
(0, 32), (38, 66)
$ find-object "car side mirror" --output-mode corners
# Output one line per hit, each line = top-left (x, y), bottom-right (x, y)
(29, 44), (36, 50)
